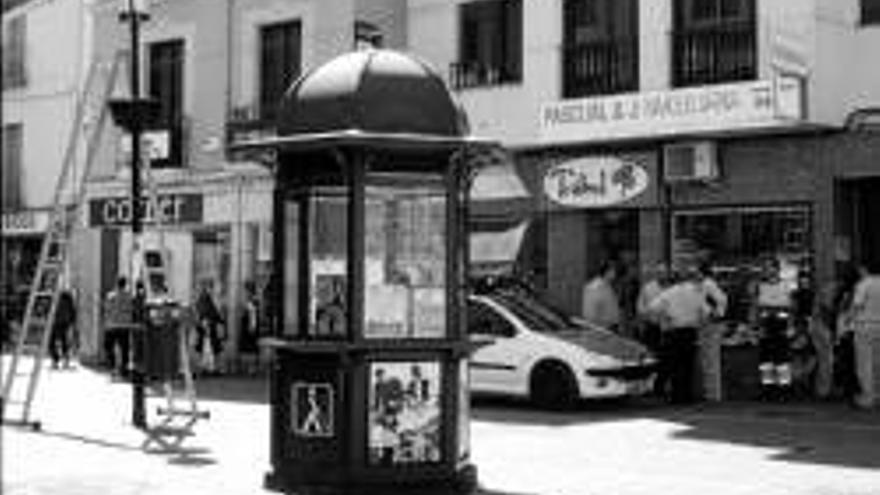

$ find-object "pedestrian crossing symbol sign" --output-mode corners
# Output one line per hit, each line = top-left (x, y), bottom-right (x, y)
(291, 382), (334, 438)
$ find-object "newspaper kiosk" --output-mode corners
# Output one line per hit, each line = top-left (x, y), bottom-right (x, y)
(243, 49), (483, 494)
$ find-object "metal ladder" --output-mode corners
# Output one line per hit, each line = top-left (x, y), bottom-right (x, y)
(1, 52), (127, 429)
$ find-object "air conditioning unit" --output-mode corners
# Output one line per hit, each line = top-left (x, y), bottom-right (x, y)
(663, 141), (719, 182)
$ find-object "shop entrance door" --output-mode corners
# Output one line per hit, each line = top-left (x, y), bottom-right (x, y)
(840, 178), (880, 270)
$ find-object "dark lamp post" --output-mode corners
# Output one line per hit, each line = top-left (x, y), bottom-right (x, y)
(108, 0), (153, 430)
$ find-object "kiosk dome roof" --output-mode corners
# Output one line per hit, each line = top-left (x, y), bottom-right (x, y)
(276, 49), (467, 138)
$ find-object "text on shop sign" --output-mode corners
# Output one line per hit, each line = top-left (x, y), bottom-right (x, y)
(89, 194), (202, 227)
(2, 210), (49, 234)
(539, 77), (803, 143)
(544, 157), (649, 208)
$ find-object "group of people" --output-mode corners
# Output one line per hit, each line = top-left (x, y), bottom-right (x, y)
(820, 261), (880, 410)
(581, 260), (725, 404)
(102, 276), (243, 377)
(580, 256), (880, 409)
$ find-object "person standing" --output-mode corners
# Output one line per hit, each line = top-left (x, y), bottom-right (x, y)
(636, 262), (668, 352)
(195, 280), (225, 375)
(103, 276), (134, 376)
(849, 261), (880, 409)
(699, 262), (728, 321)
(649, 266), (711, 404)
(754, 258), (796, 401)
(582, 261), (622, 333)
(50, 288), (76, 369)
(238, 280), (261, 373)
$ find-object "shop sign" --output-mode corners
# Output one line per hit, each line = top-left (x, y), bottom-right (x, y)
(2, 210), (50, 235)
(89, 194), (202, 227)
(544, 157), (649, 208)
(539, 78), (804, 144)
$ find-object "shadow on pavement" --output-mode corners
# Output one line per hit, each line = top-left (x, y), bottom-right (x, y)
(190, 374), (269, 405)
(476, 486), (540, 495)
(473, 393), (880, 471)
(667, 402), (880, 470)
(36, 428), (143, 452)
(143, 443), (218, 467)
(471, 395), (666, 426)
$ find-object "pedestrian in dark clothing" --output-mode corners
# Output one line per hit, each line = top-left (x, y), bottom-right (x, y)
(195, 280), (225, 374)
(104, 276), (134, 375)
(833, 264), (861, 401)
(50, 289), (76, 369)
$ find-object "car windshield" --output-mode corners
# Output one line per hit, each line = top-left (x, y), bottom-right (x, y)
(490, 289), (572, 333)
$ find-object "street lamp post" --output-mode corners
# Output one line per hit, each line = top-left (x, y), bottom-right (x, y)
(110, 0), (153, 429)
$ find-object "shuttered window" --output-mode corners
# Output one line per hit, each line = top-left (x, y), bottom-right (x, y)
(2, 15), (27, 90)
(148, 39), (185, 167)
(2, 124), (23, 211)
(863, 0), (880, 25)
(259, 20), (302, 121)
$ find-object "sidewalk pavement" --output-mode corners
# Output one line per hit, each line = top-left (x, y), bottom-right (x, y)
(4, 358), (880, 495)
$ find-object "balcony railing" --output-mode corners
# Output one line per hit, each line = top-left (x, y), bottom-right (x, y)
(449, 61), (521, 90)
(225, 104), (277, 162)
(562, 36), (639, 98)
(672, 21), (757, 87)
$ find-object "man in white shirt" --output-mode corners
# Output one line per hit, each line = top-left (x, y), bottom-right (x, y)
(850, 262), (880, 409)
(582, 261), (622, 333)
(649, 266), (711, 404)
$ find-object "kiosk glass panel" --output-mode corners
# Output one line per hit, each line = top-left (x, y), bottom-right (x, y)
(283, 200), (300, 336)
(309, 191), (348, 337)
(363, 173), (447, 339)
(368, 360), (442, 466)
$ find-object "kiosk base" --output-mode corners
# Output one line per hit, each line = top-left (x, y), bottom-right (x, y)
(264, 464), (478, 495)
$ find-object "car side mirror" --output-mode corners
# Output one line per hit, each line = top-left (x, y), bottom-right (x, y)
(469, 334), (496, 348)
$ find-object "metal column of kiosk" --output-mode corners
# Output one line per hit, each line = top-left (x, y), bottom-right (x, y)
(238, 49), (487, 494)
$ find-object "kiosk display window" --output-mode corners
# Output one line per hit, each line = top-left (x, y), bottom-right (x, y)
(363, 173), (447, 339)
(368, 360), (442, 466)
(457, 360), (470, 463)
(309, 192), (348, 337)
(283, 201), (300, 336)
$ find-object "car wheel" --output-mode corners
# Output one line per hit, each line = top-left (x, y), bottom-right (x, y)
(529, 361), (577, 411)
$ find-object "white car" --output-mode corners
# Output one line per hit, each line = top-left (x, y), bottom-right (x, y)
(467, 288), (657, 409)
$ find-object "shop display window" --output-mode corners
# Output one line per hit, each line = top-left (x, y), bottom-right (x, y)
(673, 206), (811, 323)
(368, 360), (442, 466)
(363, 173), (447, 339)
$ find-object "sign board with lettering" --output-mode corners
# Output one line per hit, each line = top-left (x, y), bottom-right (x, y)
(539, 78), (804, 144)
(2, 210), (50, 236)
(544, 156), (650, 208)
(88, 194), (202, 227)
(538, 152), (658, 210)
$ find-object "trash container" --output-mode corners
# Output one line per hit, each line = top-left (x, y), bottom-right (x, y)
(143, 300), (182, 382)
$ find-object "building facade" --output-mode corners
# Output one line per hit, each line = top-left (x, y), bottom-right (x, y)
(77, 0), (407, 362)
(2, 0), (94, 343)
(409, 0), (880, 326)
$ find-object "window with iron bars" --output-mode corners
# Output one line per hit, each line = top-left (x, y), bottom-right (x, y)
(562, 0), (639, 98)
(450, 0), (522, 90)
(672, 0), (756, 87)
